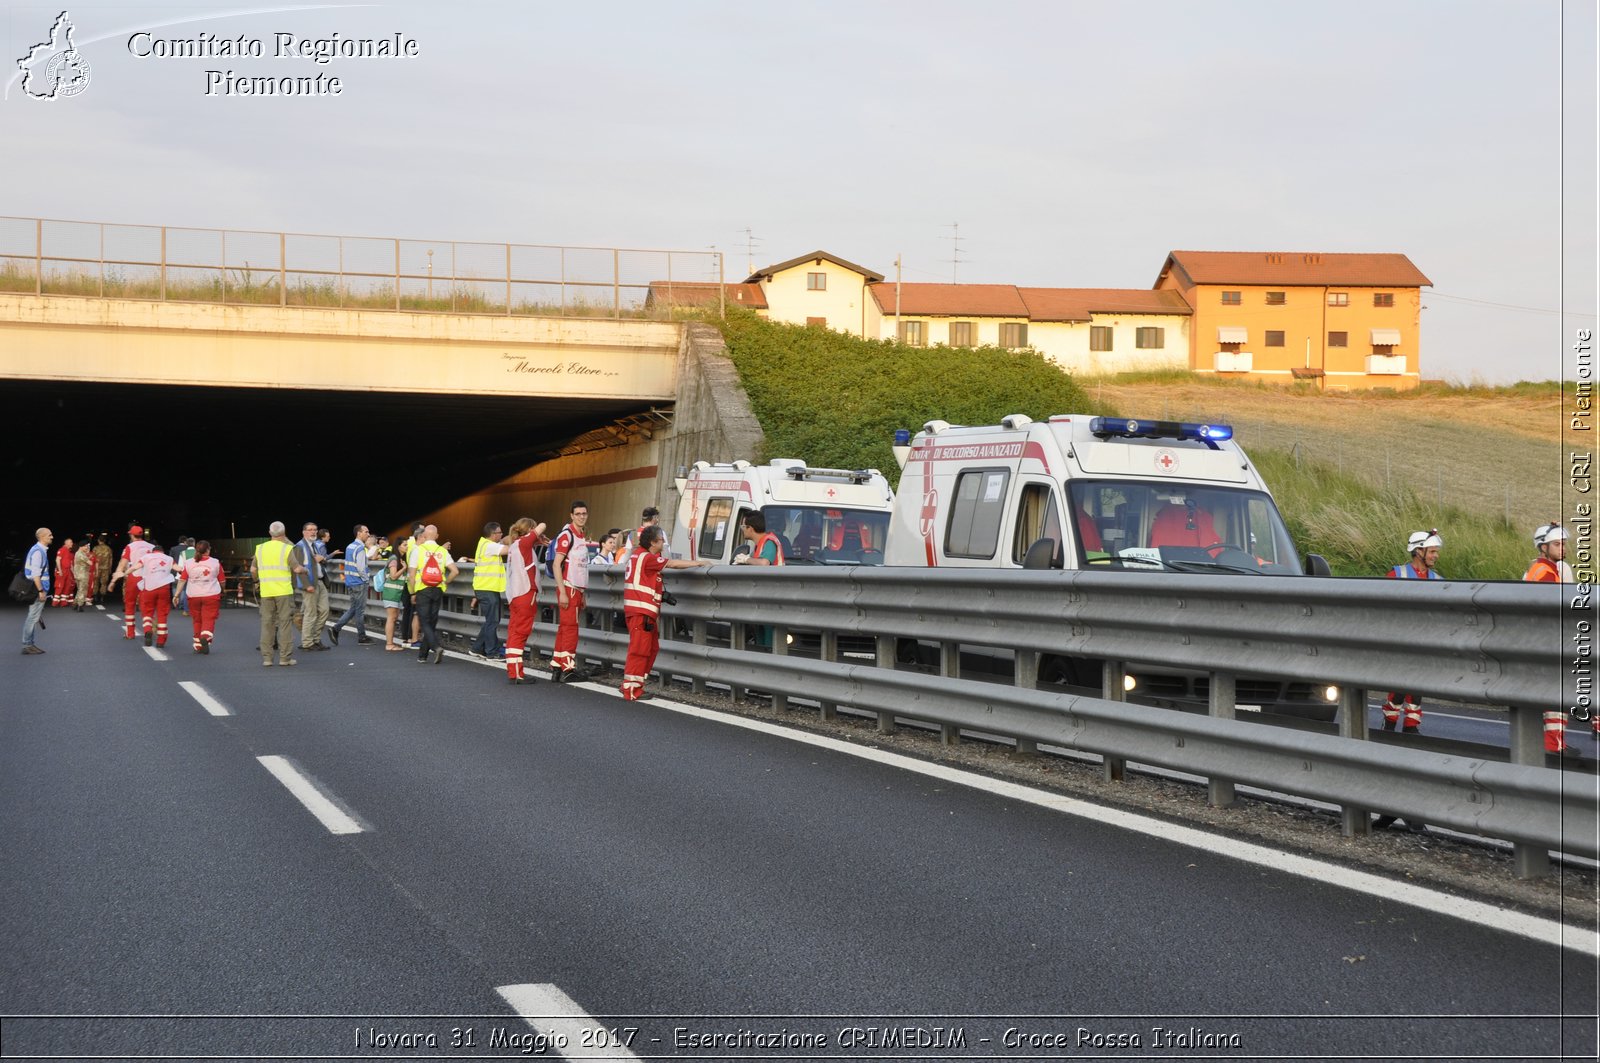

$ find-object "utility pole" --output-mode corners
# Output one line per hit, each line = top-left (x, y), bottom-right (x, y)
(894, 254), (903, 340)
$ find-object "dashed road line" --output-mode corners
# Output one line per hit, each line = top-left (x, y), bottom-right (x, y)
(177, 680), (231, 717)
(256, 755), (364, 835)
(142, 645), (168, 661)
(496, 983), (641, 1060)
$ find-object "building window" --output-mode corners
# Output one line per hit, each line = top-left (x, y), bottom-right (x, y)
(999, 322), (1028, 348)
(1328, 331), (1348, 347)
(1373, 292), (1394, 307)
(1266, 291), (1286, 306)
(948, 321), (975, 347)
(1327, 292), (1349, 307)
(898, 320), (925, 346)
(805, 316), (826, 327)
(806, 272), (827, 291)
(1135, 326), (1165, 349)
(1090, 326), (1114, 352)
(1265, 330), (1285, 347)
(1221, 291), (1242, 305)
(946, 469), (1010, 559)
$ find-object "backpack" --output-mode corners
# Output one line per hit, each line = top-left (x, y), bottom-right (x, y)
(543, 526), (569, 581)
(420, 549), (445, 588)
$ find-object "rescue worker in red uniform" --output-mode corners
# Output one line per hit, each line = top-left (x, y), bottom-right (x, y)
(503, 517), (547, 684)
(52, 538), (77, 607)
(108, 525), (155, 640)
(129, 541), (176, 647)
(1523, 523), (1583, 755)
(550, 501), (593, 682)
(620, 526), (711, 701)
(1382, 529), (1443, 733)
(174, 540), (225, 654)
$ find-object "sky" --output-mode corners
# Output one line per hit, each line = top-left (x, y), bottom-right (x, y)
(3, 0), (1596, 383)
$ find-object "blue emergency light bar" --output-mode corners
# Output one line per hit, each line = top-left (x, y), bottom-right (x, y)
(1088, 417), (1234, 444)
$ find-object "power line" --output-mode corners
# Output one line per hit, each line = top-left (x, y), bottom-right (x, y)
(1427, 290), (1596, 317)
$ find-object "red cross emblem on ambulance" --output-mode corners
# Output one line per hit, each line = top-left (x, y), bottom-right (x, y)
(919, 488), (939, 537)
(1155, 449), (1178, 473)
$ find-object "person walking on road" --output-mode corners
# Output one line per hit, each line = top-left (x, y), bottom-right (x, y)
(620, 525), (711, 701)
(469, 522), (509, 660)
(108, 525), (155, 640)
(128, 540), (176, 647)
(20, 528), (51, 655)
(294, 522), (332, 651)
(1524, 522), (1583, 755)
(330, 524), (375, 647)
(381, 548), (407, 650)
(252, 521), (301, 667)
(503, 516), (547, 684)
(1381, 529), (1442, 734)
(408, 524), (457, 664)
(550, 501), (593, 682)
(174, 540), (224, 654)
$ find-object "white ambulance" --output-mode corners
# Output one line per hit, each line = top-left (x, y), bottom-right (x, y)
(670, 459), (895, 565)
(884, 414), (1338, 719)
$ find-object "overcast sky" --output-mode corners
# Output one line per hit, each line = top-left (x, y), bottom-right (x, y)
(4, 0), (1595, 383)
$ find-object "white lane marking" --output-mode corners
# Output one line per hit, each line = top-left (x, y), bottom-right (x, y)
(142, 646), (168, 662)
(107, 613), (122, 621)
(256, 755), (364, 835)
(94, 604), (106, 611)
(636, 692), (1598, 957)
(178, 680), (231, 717)
(496, 984), (641, 1060)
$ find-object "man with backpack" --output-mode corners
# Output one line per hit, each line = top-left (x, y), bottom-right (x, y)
(407, 524), (458, 664)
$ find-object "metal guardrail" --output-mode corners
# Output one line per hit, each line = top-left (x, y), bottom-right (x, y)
(0, 215), (726, 320)
(326, 564), (1595, 875)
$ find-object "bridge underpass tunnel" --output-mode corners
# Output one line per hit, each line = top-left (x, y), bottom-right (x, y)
(4, 380), (668, 562)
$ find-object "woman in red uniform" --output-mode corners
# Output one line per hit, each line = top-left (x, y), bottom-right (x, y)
(620, 526), (711, 701)
(503, 517), (547, 684)
(174, 541), (225, 654)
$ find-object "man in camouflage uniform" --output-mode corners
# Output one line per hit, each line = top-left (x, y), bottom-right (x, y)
(93, 534), (113, 603)
(72, 538), (95, 611)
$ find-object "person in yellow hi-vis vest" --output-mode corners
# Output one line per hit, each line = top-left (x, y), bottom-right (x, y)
(467, 521), (509, 660)
(251, 520), (304, 667)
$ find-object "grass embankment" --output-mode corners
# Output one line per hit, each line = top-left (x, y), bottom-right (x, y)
(717, 313), (1558, 580)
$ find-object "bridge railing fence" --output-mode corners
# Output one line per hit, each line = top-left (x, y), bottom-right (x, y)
(323, 563), (1595, 876)
(0, 215), (725, 320)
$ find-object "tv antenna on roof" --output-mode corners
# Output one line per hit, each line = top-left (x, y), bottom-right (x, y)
(946, 222), (967, 284)
(739, 228), (763, 277)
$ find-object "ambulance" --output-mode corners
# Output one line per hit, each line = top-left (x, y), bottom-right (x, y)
(884, 413), (1338, 719)
(669, 459), (895, 565)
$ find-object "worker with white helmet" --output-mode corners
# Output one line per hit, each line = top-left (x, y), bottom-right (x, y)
(1381, 529), (1444, 733)
(1523, 522), (1584, 756)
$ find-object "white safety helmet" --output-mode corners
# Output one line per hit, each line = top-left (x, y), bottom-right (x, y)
(1534, 522), (1569, 548)
(1407, 529), (1443, 553)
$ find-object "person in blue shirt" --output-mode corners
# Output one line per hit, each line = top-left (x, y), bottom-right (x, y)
(21, 527), (52, 654)
(329, 524), (375, 647)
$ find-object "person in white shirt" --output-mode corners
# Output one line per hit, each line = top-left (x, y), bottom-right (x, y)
(129, 541), (177, 647)
(174, 540), (225, 654)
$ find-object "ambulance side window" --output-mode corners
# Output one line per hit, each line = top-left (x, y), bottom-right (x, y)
(947, 468), (1010, 559)
(1011, 483), (1063, 567)
(698, 497), (733, 560)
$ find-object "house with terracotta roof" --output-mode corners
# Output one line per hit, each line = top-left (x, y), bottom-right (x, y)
(1154, 251), (1432, 390)
(744, 251), (884, 335)
(643, 281), (767, 313)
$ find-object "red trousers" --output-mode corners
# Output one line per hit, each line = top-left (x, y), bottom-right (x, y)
(122, 578), (142, 637)
(505, 592), (535, 681)
(190, 594), (220, 651)
(551, 588), (585, 673)
(53, 569), (75, 606)
(1382, 693), (1423, 730)
(137, 586), (171, 645)
(621, 612), (660, 700)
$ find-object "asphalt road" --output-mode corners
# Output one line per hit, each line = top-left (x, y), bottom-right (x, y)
(1, 601), (1594, 1061)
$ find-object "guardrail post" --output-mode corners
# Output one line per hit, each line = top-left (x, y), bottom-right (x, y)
(729, 620), (747, 702)
(1507, 704), (1552, 878)
(1010, 646), (1038, 755)
(1208, 671), (1237, 808)
(1337, 686), (1371, 837)
(818, 631), (838, 720)
(941, 641), (964, 747)
(771, 625), (789, 712)
(1102, 661), (1126, 783)
(690, 619), (707, 694)
(875, 635), (897, 733)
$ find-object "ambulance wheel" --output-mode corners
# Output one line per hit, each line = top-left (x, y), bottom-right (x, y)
(1038, 654), (1093, 689)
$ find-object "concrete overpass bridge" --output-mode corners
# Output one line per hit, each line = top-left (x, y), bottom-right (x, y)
(0, 216), (761, 549)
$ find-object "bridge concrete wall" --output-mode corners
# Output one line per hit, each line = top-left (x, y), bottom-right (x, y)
(0, 294), (680, 400)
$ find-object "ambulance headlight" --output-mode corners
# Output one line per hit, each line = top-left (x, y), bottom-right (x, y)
(1123, 674), (1137, 693)
(1323, 685), (1340, 702)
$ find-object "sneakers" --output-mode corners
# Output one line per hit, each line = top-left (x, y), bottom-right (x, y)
(1401, 724), (1420, 734)
(144, 630), (154, 647)
(280, 658), (297, 667)
(263, 658), (273, 667)
(328, 625), (340, 646)
(357, 636), (375, 645)
(21, 645), (45, 655)
(431, 646), (444, 665)
(201, 638), (210, 655)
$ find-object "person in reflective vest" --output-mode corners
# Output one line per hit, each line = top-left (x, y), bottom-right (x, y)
(109, 525), (155, 640)
(128, 540), (175, 647)
(251, 521), (302, 667)
(550, 501), (592, 682)
(1381, 529), (1442, 733)
(470, 522), (509, 660)
(620, 526), (712, 700)
(503, 516), (547, 684)
(1524, 523), (1583, 754)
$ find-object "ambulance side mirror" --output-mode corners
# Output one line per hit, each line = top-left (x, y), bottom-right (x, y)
(1304, 553), (1331, 577)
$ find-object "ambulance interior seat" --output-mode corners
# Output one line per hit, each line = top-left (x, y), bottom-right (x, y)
(1021, 537), (1057, 570)
(1149, 501), (1218, 549)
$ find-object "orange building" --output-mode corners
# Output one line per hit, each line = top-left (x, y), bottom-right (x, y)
(1154, 251), (1432, 390)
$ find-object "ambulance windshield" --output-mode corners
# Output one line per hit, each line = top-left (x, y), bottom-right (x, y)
(763, 506), (891, 565)
(1067, 481), (1304, 575)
